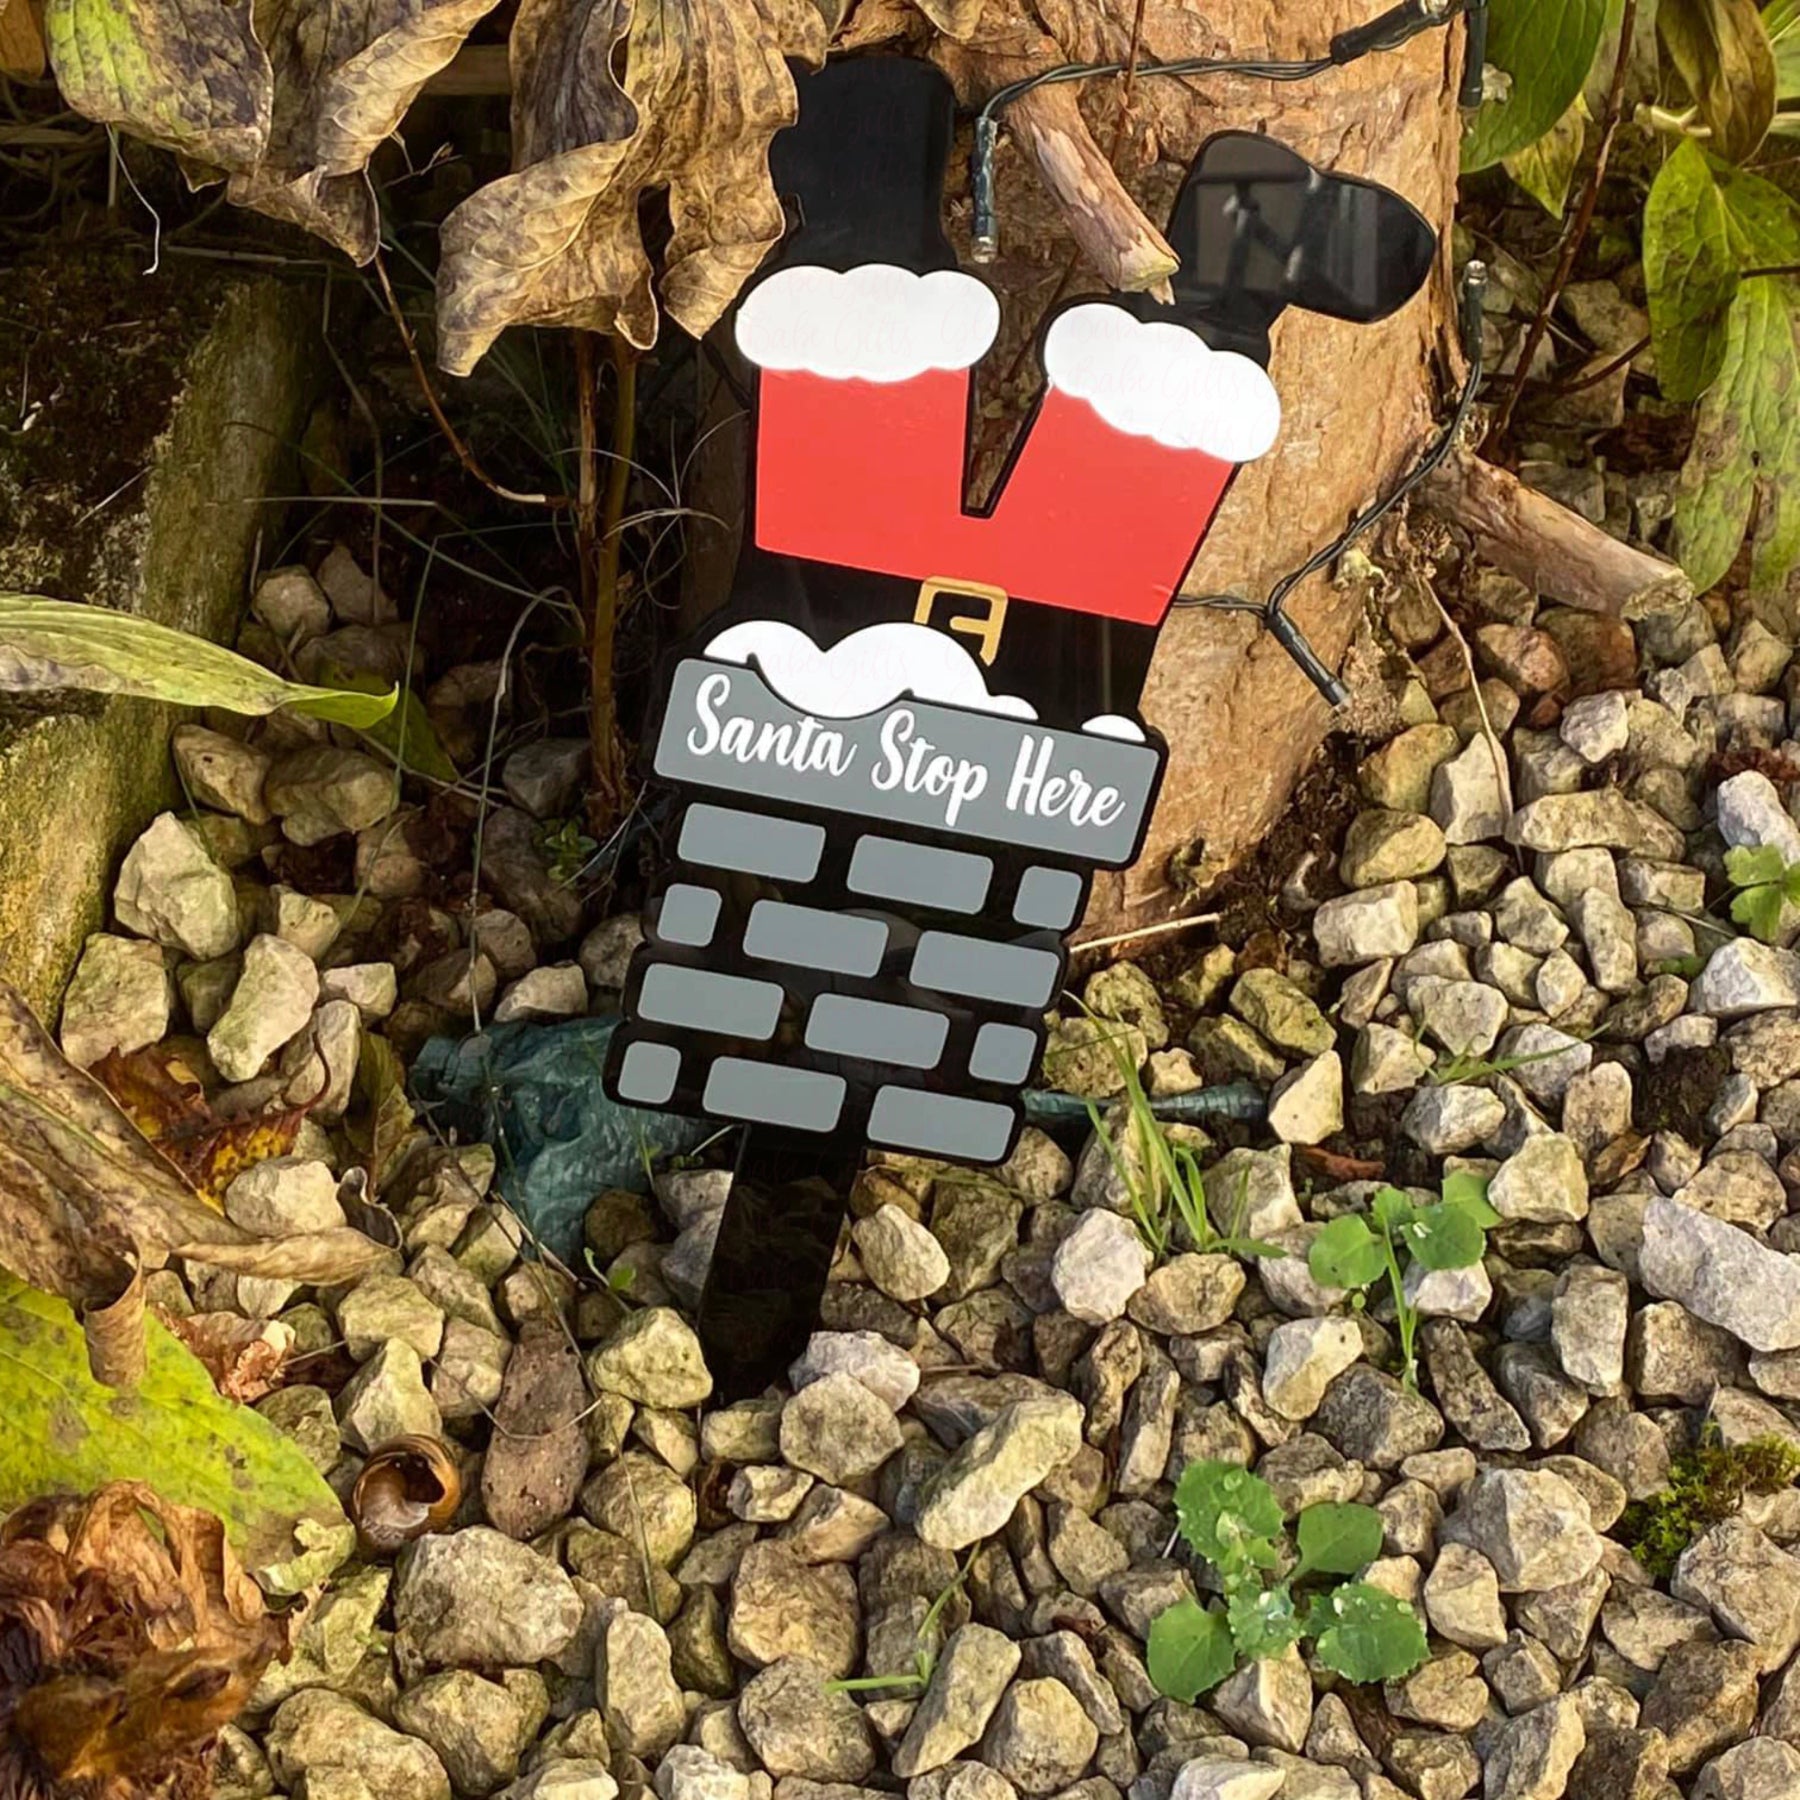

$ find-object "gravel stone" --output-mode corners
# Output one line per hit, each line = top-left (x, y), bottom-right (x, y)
(395, 1527), (583, 1667)
(1550, 1264), (1628, 1393)
(853, 1206), (950, 1301)
(981, 1679), (1100, 1794)
(1313, 1366), (1444, 1467)
(1262, 1316), (1363, 1420)
(917, 1395), (1084, 1550)
(1051, 1210), (1151, 1323)
(1212, 1646), (1314, 1753)
(208, 934), (319, 1082)
(1423, 1543), (1508, 1650)
(598, 1605), (686, 1757)
(587, 1307), (714, 1406)
(1693, 1738), (1800, 1800)
(1483, 1696), (1585, 1800)
(1638, 1196), (1800, 1351)
(335, 1339), (440, 1451)
(58, 933), (173, 1068)
(1441, 1469), (1604, 1593)
(1231, 968), (1335, 1056)
(893, 1625), (1022, 1776)
(1266, 1052), (1345, 1146)
(1691, 940), (1800, 1017)
(780, 1372), (905, 1484)
(1671, 1517), (1800, 1670)
(1313, 882), (1421, 967)
(1401, 1085), (1506, 1154)
(265, 1692), (449, 1800)
(113, 812), (240, 959)
(223, 1155), (343, 1234)
(1490, 1134), (1589, 1223)
(266, 745), (396, 845)
(739, 1657), (876, 1782)
(729, 1542), (860, 1679)
(392, 1669), (545, 1794)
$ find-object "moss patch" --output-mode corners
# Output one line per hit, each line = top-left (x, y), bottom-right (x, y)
(1619, 1433), (1800, 1577)
(0, 260), (315, 1019)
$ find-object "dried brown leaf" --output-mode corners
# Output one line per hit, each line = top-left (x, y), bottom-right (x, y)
(0, 1483), (283, 1800)
(435, 0), (830, 374)
(227, 0), (505, 259)
(80, 1261), (146, 1391)
(0, 0), (46, 78)
(1659, 0), (1779, 164)
(43, 0), (271, 173)
(93, 1046), (306, 1201)
(0, 982), (387, 1371)
(160, 1311), (295, 1403)
(912, 0), (985, 38)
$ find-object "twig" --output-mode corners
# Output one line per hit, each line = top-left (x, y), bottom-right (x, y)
(588, 334), (634, 824)
(1423, 449), (1690, 616)
(1486, 0), (1639, 447)
(372, 248), (566, 510)
(1070, 912), (1221, 954)
(1534, 332), (1650, 394)
(1424, 585), (1515, 826)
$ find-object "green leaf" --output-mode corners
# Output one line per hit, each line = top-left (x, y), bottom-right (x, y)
(1401, 1201), (1488, 1271)
(1146, 1597), (1238, 1701)
(1439, 1171), (1501, 1226)
(1309, 1214), (1386, 1290)
(1714, 158), (1800, 264)
(0, 1275), (353, 1594)
(1306, 1581), (1431, 1683)
(1462, 0), (1609, 171)
(1732, 880), (1788, 942)
(1783, 865), (1800, 904)
(1372, 1186), (1417, 1231)
(1726, 842), (1789, 886)
(1294, 1503), (1386, 1578)
(0, 596), (399, 727)
(1674, 274), (1800, 592)
(316, 665), (459, 782)
(1174, 1460), (1285, 1565)
(1503, 95), (1588, 215)
(1227, 1583), (1305, 1660)
(1659, 0), (1779, 163)
(1771, 0), (1800, 124)
(1644, 140), (1740, 402)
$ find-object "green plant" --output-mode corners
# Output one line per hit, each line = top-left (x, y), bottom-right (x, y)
(1722, 844), (1800, 942)
(825, 1547), (977, 1693)
(1084, 1020), (1284, 1264)
(1308, 1173), (1501, 1388)
(1467, 0), (1800, 594)
(538, 817), (599, 886)
(1619, 1431), (1800, 1575)
(1427, 1030), (1594, 1087)
(0, 594), (397, 725)
(1146, 1460), (1427, 1699)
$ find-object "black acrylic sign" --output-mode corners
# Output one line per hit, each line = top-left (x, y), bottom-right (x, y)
(600, 55), (1439, 1393)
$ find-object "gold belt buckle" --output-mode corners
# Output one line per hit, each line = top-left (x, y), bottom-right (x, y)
(915, 576), (1009, 665)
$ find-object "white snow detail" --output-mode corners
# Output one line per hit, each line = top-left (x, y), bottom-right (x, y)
(1042, 303), (1283, 461)
(1081, 714), (1147, 742)
(705, 620), (1037, 721)
(735, 265), (1000, 384)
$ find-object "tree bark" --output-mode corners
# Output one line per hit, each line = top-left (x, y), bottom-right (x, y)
(930, 0), (1465, 931)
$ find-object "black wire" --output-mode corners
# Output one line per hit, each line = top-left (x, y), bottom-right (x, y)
(974, 55), (1335, 132)
(1177, 291), (1485, 626)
